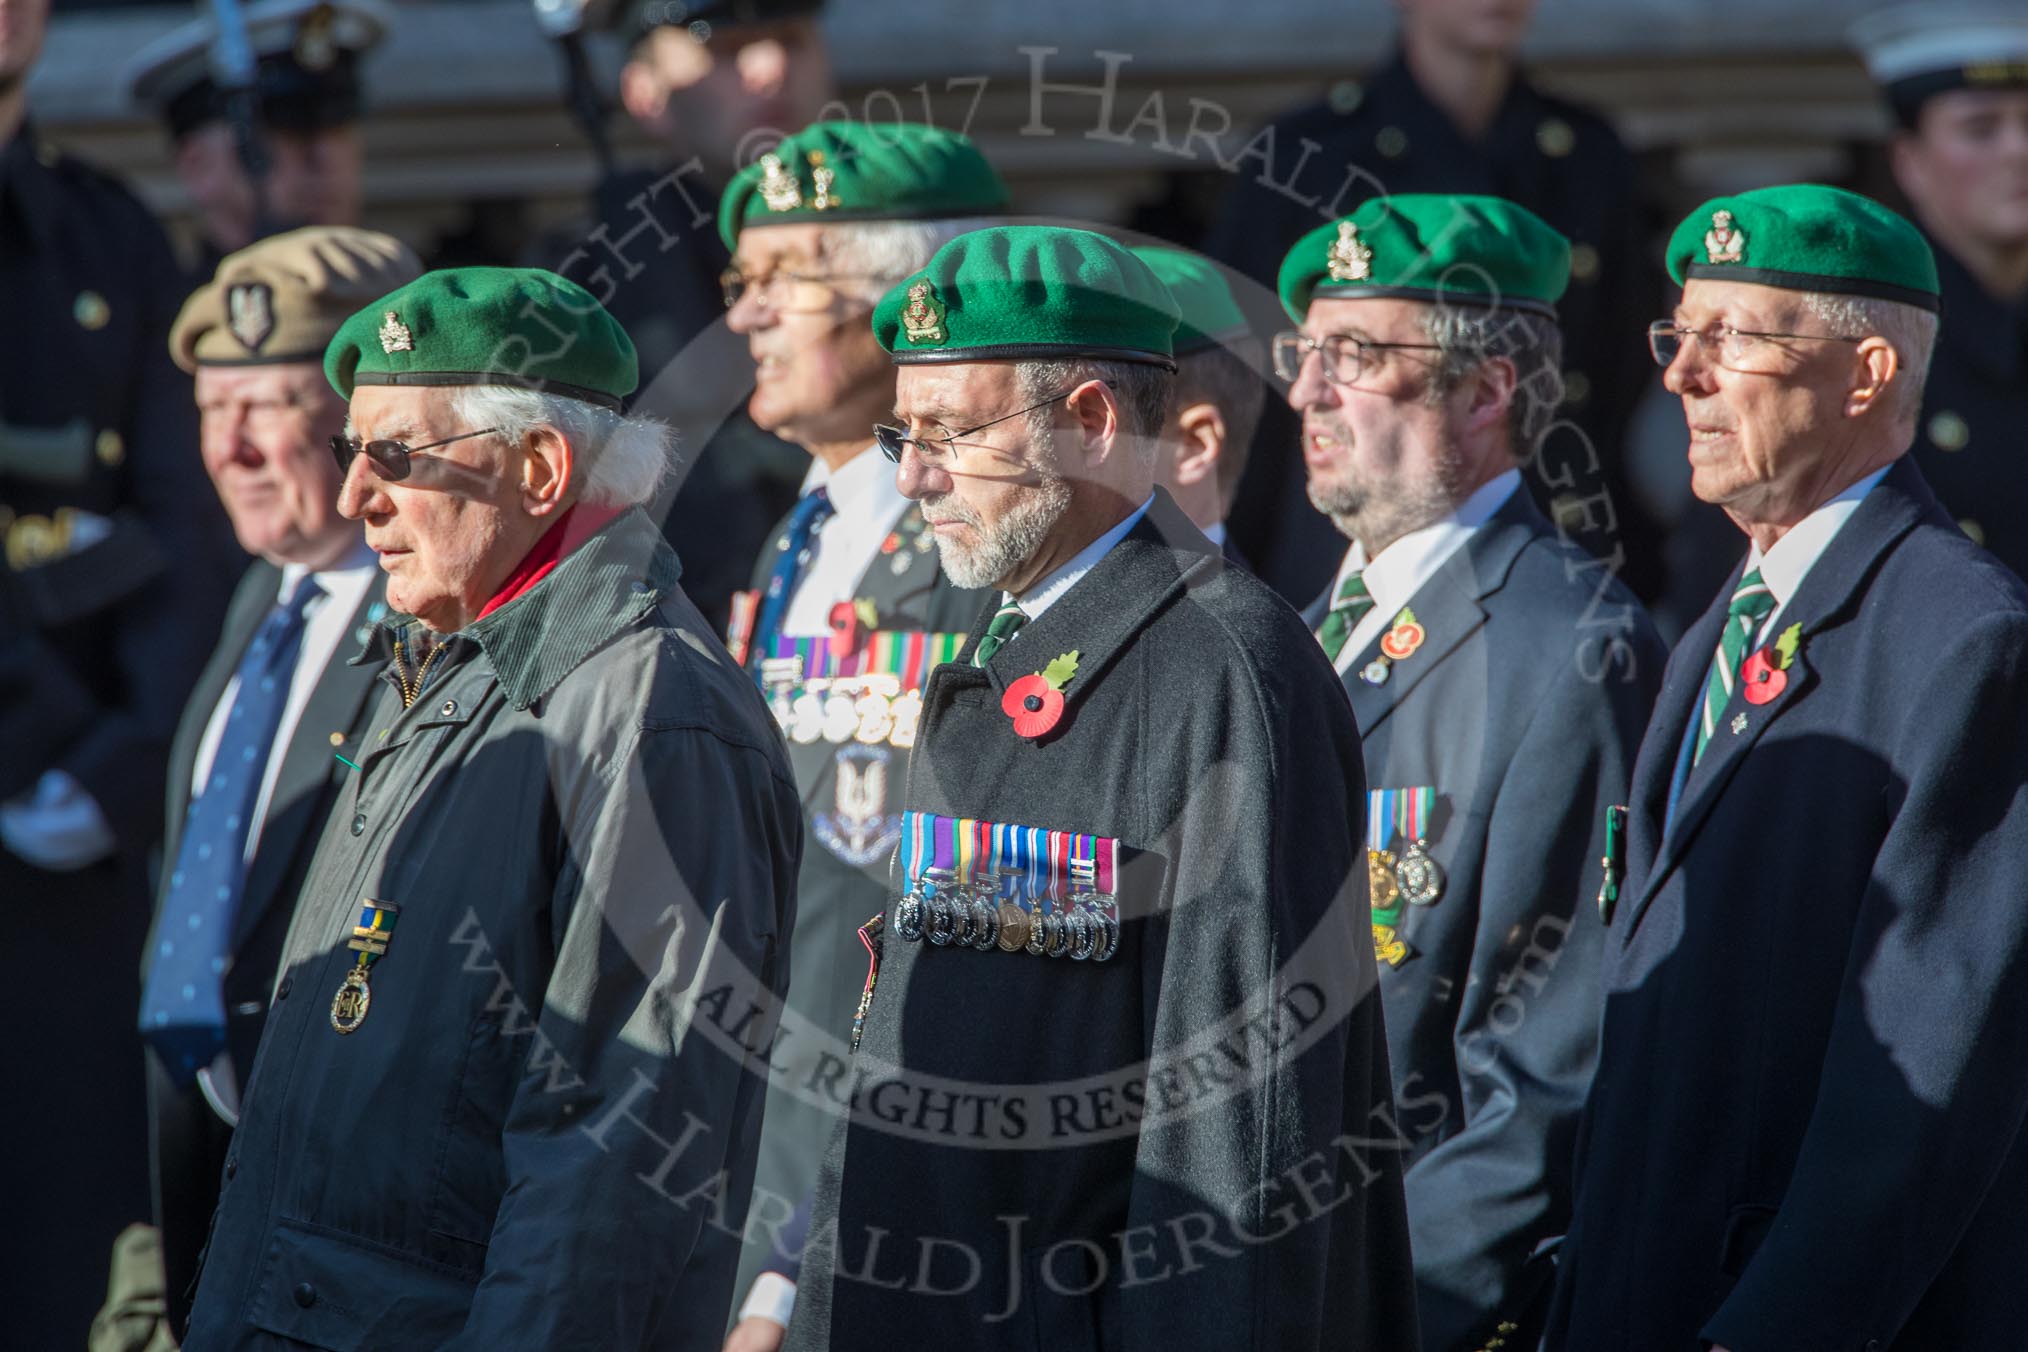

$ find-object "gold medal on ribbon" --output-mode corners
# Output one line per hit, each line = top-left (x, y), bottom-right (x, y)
(331, 900), (399, 1034)
(1368, 848), (1400, 912)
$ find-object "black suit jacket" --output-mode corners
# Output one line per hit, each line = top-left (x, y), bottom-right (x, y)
(1302, 489), (1663, 1351)
(140, 558), (387, 1336)
(787, 490), (1418, 1351)
(1548, 459), (2028, 1351)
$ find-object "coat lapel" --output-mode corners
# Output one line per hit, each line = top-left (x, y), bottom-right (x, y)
(231, 575), (391, 951)
(1342, 489), (1539, 736)
(1620, 460), (1935, 934)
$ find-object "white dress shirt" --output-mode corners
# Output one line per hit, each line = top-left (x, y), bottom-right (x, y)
(780, 447), (914, 636)
(1741, 465), (1890, 644)
(190, 543), (379, 866)
(1322, 470), (1521, 675)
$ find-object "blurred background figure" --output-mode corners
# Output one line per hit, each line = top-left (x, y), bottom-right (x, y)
(1853, 1), (2028, 576)
(549, 0), (835, 637)
(107, 227), (420, 1349)
(1130, 243), (1264, 563)
(1201, 0), (1660, 604)
(0, 0), (239, 1345)
(124, 0), (393, 281)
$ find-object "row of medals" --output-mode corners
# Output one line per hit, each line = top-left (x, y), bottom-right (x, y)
(1370, 837), (1445, 911)
(893, 866), (1120, 962)
(763, 667), (923, 749)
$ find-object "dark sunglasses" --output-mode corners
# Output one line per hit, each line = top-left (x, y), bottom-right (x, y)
(328, 427), (500, 482)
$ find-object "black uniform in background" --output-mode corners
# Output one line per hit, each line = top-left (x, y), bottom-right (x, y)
(1204, 52), (1662, 605)
(0, 124), (237, 1351)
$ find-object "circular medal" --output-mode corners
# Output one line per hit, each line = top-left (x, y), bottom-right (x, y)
(946, 891), (975, 947)
(1360, 659), (1391, 686)
(1025, 906), (1054, 957)
(1044, 910), (1072, 958)
(788, 692), (824, 744)
(1089, 907), (1120, 963)
(1396, 839), (1445, 906)
(925, 889), (955, 946)
(820, 691), (859, 743)
(329, 967), (371, 1033)
(888, 690), (923, 749)
(854, 692), (895, 744)
(996, 903), (1030, 952)
(1065, 907), (1096, 960)
(1367, 848), (1401, 911)
(969, 895), (1000, 951)
(894, 890), (926, 943)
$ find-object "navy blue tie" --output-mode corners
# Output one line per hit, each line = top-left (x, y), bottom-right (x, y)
(752, 488), (833, 664)
(140, 579), (322, 1083)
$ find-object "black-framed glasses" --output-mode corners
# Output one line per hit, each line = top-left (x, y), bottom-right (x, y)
(329, 426), (500, 482)
(720, 267), (905, 311)
(873, 389), (1081, 467)
(1646, 320), (1865, 371)
(1271, 330), (1444, 385)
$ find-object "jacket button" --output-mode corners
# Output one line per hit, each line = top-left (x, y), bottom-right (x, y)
(293, 1282), (317, 1308)
(439, 699), (457, 717)
(275, 976), (291, 1000)
(223, 1155), (237, 1180)
(350, 813), (366, 836)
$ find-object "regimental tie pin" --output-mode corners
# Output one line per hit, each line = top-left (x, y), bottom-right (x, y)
(330, 900), (400, 1034)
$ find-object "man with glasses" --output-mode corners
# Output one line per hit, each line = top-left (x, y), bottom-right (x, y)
(105, 227), (420, 1349)
(1277, 194), (1662, 1352)
(181, 266), (802, 1351)
(1547, 185), (2028, 1352)
(784, 225), (1417, 1350)
(713, 119), (1001, 1347)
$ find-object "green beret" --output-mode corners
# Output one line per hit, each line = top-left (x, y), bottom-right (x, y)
(325, 267), (638, 410)
(1129, 245), (1250, 355)
(718, 121), (1008, 249)
(1278, 194), (1570, 322)
(873, 225), (1180, 370)
(1665, 184), (1939, 312)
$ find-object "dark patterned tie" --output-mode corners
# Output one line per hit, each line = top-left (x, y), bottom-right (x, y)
(970, 602), (1028, 667)
(1692, 568), (1777, 765)
(140, 579), (322, 1083)
(752, 488), (834, 661)
(1316, 571), (1376, 663)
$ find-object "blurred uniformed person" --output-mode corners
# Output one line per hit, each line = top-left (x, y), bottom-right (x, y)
(182, 267), (801, 1349)
(1128, 244), (1263, 563)
(785, 226), (1417, 1350)
(551, 0), (834, 638)
(1280, 195), (1663, 1350)
(125, 0), (392, 279)
(107, 228), (420, 1349)
(1853, 1), (2028, 577)
(714, 120), (1000, 1348)
(1204, 0), (1659, 603)
(0, 0), (240, 1344)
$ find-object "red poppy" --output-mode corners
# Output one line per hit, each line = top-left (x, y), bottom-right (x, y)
(1380, 621), (1425, 662)
(828, 601), (861, 652)
(1740, 648), (1787, 705)
(1003, 673), (1065, 738)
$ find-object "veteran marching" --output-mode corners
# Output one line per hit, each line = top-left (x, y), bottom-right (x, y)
(1280, 195), (1665, 1350)
(178, 267), (803, 1349)
(783, 224), (1417, 1349)
(712, 120), (1000, 1339)
(1547, 186), (2028, 1350)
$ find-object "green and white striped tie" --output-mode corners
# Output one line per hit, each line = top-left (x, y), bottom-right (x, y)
(971, 601), (1027, 667)
(1692, 568), (1777, 765)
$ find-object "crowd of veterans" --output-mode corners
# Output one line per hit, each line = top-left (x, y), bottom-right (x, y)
(6, 0), (2028, 1348)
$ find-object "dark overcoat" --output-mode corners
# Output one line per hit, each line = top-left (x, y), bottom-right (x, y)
(1302, 489), (1663, 1351)
(786, 491), (1419, 1351)
(1546, 459), (2028, 1351)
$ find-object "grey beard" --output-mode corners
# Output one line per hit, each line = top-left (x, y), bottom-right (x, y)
(1307, 455), (1473, 553)
(931, 476), (1075, 591)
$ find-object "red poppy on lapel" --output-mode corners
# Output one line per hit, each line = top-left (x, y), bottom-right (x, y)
(829, 601), (861, 652)
(1003, 650), (1080, 739)
(1379, 607), (1425, 661)
(1740, 648), (1787, 704)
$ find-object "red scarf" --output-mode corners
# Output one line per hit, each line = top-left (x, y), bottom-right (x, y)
(476, 504), (624, 620)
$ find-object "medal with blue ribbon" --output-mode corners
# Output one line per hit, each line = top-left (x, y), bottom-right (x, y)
(1392, 786), (1444, 907)
(891, 811), (1119, 962)
(1366, 791), (1409, 968)
(330, 900), (400, 1034)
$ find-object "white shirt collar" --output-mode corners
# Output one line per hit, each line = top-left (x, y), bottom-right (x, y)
(1745, 465), (1890, 613)
(278, 538), (377, 605)
(799, 444), (897, 520)
(1202, 519), (1228, 548)
(1013, 494), (1156, 621)
(1330, 469), (1521, 617)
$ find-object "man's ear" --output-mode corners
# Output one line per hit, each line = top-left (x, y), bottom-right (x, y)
(1064, 378), (1121, 465)
(1171, 401), (1225, 487)
(1847, 337), (1900, 420)
(618, 59), (670, 132)
(521, 426), (574, 516)
(1459, 355), (1517, 439)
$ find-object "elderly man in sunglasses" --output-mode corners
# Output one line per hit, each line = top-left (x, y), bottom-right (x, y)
(782, 224), (1417, 1351)
(1548, 185), (2028, 1352)
(180, 266), (803, 1352)
(1279, 193), (1662, 1352)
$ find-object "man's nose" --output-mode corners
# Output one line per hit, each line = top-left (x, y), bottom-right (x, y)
(894, 443), (948, 502)
(1287, 349), (1335, 412)
(335, 453), (385, 520)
